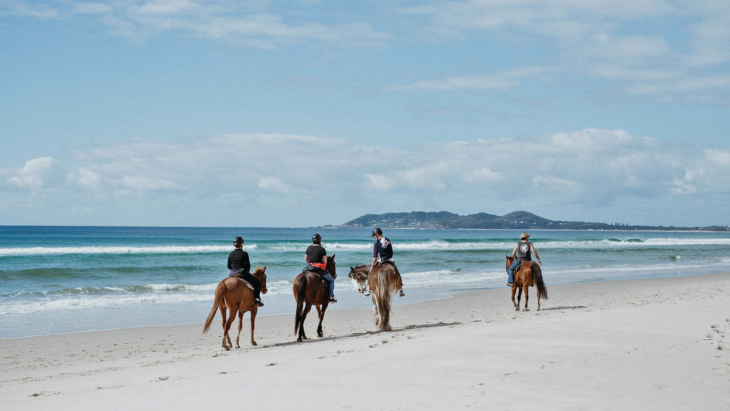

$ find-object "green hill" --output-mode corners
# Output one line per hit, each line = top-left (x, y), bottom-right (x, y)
(339, 211), (728, 231)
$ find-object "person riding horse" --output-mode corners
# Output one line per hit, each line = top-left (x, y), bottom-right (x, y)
(228, 236), (264, 307)
(365, 228), (405, 297)
(304, 233), (336, 303)
(507, 232), (542, 287)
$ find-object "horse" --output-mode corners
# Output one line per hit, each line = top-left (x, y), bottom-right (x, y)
(349, 262), (403, 331)
(203, 266), (267, 350)
(293, 254), (336, 342)
(505, 256), (548, 311)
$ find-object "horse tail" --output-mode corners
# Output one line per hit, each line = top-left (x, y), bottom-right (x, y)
(533, 262), (549, 300)
(376, 267), (392, 331)
(203, 280), (226, 333)
(294, 275), (307, 334)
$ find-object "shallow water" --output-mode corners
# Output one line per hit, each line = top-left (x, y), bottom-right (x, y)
(2, 226), (729, 338)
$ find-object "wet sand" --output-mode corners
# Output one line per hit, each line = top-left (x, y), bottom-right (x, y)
(2, 273), (729, 410)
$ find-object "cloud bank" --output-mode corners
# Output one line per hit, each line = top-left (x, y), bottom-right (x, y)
(2, 130), (729, 226)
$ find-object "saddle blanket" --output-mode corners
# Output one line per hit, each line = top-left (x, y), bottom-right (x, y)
(228, 274), (255, 291)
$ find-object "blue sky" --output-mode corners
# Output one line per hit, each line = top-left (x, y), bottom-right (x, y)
(1, 0), (729, 227)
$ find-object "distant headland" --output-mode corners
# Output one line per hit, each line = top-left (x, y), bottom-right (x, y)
(334, 211), (730, 231)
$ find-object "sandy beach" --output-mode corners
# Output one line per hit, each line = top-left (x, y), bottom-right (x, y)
(2, 273), (729, 411)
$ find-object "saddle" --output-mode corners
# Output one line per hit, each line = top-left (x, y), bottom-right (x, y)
(229, 273), (255, 291)
(301, 265), (329, 285)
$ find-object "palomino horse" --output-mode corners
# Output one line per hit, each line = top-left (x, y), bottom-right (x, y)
(203, 266), (267, 350)
(349, 262), (403, 331)
(293, 255), (336, 342)
(505, 257), (548, 311)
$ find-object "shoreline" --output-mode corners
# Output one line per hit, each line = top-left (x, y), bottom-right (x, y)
(2, 273), (729, 410)
(2, 268), (728, 341)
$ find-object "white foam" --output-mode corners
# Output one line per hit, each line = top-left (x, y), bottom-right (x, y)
(0, 245), (256, 257)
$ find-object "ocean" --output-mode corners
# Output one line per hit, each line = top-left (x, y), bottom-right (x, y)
(1, 226), (729, 339)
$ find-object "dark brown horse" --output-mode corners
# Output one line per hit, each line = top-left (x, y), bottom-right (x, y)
(293, 255), (336, 342)
(505, 257), (548, 311)
(203, 266), (267, 350)
(349, 262), (403, 331)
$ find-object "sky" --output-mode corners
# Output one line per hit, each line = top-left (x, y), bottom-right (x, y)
(1, 0), (729, 227)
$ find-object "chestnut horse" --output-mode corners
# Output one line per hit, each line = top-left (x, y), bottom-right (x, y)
(349, 262), (403, 331)
(505, 257), (548, 311)
(293, 255), (336, 342)
(203, 266), (267, 350)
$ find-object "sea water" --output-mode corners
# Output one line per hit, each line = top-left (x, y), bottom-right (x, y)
(1, 226), (729, 338)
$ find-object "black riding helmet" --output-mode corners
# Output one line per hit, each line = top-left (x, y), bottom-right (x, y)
(233, 236), (244, 247)
(371, 228), (382, 237)
(312, 233), (321, 243)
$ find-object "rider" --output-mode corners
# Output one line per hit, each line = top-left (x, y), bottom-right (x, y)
(507, 232), (542, 287)
(365, 228), (405, 297)
(228, 236), (264, 307)
(304, 233), (336, 303)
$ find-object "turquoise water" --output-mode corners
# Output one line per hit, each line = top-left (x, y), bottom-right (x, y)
(1, 226), (729, 338)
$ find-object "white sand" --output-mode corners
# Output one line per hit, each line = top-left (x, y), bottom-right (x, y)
(2, 273), (729, 410)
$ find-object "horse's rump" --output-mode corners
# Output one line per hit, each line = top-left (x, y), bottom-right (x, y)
(228, 274), (255, 291)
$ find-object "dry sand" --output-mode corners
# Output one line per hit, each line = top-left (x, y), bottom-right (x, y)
(2, 273), (729, 411)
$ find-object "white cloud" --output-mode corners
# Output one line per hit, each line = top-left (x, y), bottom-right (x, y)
(5, 157), (54, 189)
(2, 130), (730, 225)
(0, 0), (392, 48)
(395, 0), (730, 102)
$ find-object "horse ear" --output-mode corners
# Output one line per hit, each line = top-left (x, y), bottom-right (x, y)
(256, 265), (260, 270)
(331, 253), (335, 260)
(262, 265), (266, 271)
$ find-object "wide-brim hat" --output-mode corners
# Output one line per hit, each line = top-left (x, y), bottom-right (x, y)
(520, 232), (530, 240)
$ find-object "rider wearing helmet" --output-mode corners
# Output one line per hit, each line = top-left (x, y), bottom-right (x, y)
(305, 233), (336, 303)
(365, 228), (405, 297)
(507, 232), (542, 287)
(228, 236), (264, 306)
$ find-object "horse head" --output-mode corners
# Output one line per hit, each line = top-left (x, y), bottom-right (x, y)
(327, 254), (336, 279)
(253, 265), (268, 294)
(505, 256), (514, 271)
(348, 264), (370, 293)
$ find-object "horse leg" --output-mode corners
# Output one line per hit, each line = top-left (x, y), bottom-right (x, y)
(522, 284), (530, 312)
(222, 307), (236, 351)
(235, 311), (243, 349)
(511, 286), (518, 309)
(250, 305), (258, 346)
(536, 283), (541, 311)
(372, 295), (380, 327)
(317, 303), (329, 338)
(298, 303), (312, 342)
(516, 288), (522, 312)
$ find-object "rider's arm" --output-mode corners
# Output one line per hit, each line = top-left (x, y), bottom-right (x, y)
(511, 243), (519, 259)
(323, 255), (328, 266)
(243, 252), (251, 274)
(304, 253), (309, 264)
(531, 243), (542, 265)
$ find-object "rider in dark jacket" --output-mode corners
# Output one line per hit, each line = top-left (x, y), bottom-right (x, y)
(365, 228), (405, 297)
(304, 234), (336, 303)
(228, 236), (264, 306)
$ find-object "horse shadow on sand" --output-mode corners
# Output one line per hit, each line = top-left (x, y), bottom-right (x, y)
(259, 321), (462, 349)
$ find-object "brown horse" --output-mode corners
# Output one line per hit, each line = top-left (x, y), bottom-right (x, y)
(203, 266), (267, 350)
(505, 257), (548, 311)
(349, 262), (403, 331)
(293, 254), (336, 342)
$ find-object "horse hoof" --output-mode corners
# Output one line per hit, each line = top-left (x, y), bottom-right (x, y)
(235, 345), (240, 349)
(223, 346), (230, 351)
(296, 337), (302, 343)
(523, 308), (530, 312)
(318, 333), (323, 338)
(515, 307), (520, 312)
(251, 341), (257, 346)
